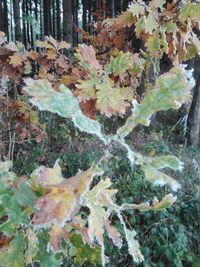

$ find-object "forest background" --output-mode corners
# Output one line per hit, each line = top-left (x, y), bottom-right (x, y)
(0, 0), (200, 267)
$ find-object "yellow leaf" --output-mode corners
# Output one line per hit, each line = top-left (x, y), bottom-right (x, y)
(9, 53), (23, 68)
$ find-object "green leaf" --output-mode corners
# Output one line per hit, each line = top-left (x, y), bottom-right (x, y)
(35, 231), (60, 267)
(32, 164), (103, 226)
(96, 78), (130, 117)
(121, 194), (177, 211)
(0, 161), (17, 187)
(139, 155), (184, 170)
(25, 229), (39, 265)
(14, 182), (38, 208)
(128, 1), (145, 18)
(24, 79), (107, 143)
(146, 31), (160, 57)
(142, 164), (181, 191)
(76, 77), (98, 101)
(179, 4), (200, 21)
(0, 233), (25, 267)
(0, 195), (30, 236)
(70, 234), (101, 265)
(143, 14), (158, 34)
(130, 67), (191, 127)
(105, 51), (133, 75)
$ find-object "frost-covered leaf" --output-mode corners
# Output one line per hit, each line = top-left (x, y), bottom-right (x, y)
(0, 161), (17, 187)
(125, 229), (144, 263)
(133, 67), (192, 126)
(149, 0), (166, 11)
(24, 79), (107, 143)
(104, 220), (122, 247)
(142, 164), (181, 191)
(144, 14), (158, 34)
(140, 155), (184, 170)
(31, 160), (64, 187)
(179, 4), (200, 21)
(82, 178), (118, 247)
(128, 1), (146, 17)
(121, 194), (177, 211)
(0, 233), (25, 267)
(32, 165), (103, 226)
(25, 229), (39, 265)
(49, 224), (70, 251)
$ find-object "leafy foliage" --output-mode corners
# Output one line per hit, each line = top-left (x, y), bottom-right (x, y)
(1, 0), (200, 266)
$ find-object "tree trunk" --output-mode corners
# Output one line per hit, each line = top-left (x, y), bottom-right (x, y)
(13, 0), (22, 41)
(43, 0), (50, 36)
(188, 72), (200, 146)
(63, 0), (72, 44)
(22, 0), (27, 47)
(82, 0), (87, 31)
(72, 0), (78, 46)
(56, 0), (61, 40)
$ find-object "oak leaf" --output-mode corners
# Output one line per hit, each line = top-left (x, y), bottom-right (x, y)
(31, 163), (103, 226)
(9, 53), (23, 68)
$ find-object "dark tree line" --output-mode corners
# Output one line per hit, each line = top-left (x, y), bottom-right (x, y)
(0, 0), (131, 46)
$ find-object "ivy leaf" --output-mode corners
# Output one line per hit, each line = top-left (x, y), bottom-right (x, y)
(142, 164), (181, 191)
(32, 164), (103, 226)
(121, 194), (177, 211)
(0, 233), (25, 267)
(24, 79), (107, 143)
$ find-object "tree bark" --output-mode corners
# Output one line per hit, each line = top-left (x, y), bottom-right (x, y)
(43, 0), (50, 36)
(72, 0), (78, 46)
(56, 0), (61, 40)
(63, 0), (72, 44)
(188, 71), (200, 146)
(13, 0), (22, 41)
